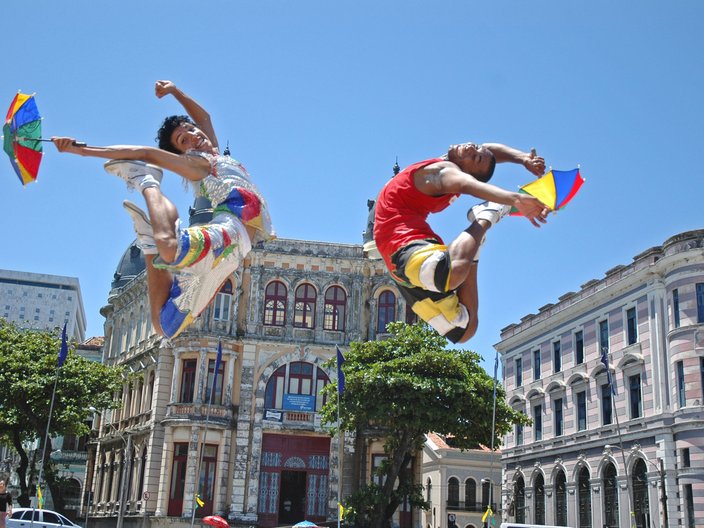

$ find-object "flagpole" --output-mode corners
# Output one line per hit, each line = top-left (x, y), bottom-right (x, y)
(603, 347), (636, 528)
(336, 346), (346, 528)
(32, 324), (68, 528)
(483, 351), (499, 527)
(191, 342), (222, 528)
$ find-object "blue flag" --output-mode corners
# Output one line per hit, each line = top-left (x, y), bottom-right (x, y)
(57, 322), (68, 368)
(336, 346), (346, 395)
(600, 347), (616, 395)
(210, 341), (223, 403)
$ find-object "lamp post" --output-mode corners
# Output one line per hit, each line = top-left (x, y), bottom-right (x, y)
(605, 445), (668, 527)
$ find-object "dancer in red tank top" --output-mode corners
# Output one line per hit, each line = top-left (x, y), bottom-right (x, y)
(374, 142), (548, 343)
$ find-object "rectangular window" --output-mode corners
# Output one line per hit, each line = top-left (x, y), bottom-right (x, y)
(701, 358), (704, 403)
(629, 374), (642, 419)
(515, 358), (523, 387)
(554, 398), (563, 437)
(213, 292), (231, 321)
(673, 288), (681, 328)
(677, 360), (686, 408)
(179, 359), (197, 403)
(577, 391), (587, 431)
(685, 484), (695, 528)
(203, 359), (226, 405)
(698, 284), (704, 324)
(626, 307), (637, 345)
(533, 349), (541, 381)
(553, 341), (561, 373)
(682, 448), (691, 468)
(575, 330), (584, 365)
(601, 383), (613, 425)
(515, 422), (523, 446)
(533, 404), (542, 441)
(599, 319), (609, 355)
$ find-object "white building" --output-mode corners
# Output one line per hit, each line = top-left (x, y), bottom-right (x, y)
(496, 229), (704, 528)
(422, 433), (501, 528)
(0, 268), (86, 340)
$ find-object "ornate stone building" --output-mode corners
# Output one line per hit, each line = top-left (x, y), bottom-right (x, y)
(84, 228), (418, 528)
(496, 229), (704, 528)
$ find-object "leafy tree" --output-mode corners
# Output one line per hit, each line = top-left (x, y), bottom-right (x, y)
(0, 319), (123, 511)
(321, 322), (529, 528)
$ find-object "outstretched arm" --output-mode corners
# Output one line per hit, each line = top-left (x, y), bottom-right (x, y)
(155, 80), (219, 150)
(415, 162), (549, 227)
(483, 143), (545, 177)
(51, 137), (210, 182)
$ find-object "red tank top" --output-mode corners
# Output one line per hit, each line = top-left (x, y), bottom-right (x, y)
(374, 157), (459, 272)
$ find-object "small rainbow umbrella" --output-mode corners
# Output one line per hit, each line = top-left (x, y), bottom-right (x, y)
(510, 168), (584, 215)
(3, 91), (43, 185)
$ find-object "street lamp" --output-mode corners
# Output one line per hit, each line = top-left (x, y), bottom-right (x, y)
(604, 445), (668, 527)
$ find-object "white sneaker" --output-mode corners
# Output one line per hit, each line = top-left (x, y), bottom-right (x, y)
(123, 200), (158, 255)
(105, 160), (163, 193)
(467, 201), (512, 227)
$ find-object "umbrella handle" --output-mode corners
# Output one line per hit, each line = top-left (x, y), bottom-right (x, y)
(12, 137), (87, 147)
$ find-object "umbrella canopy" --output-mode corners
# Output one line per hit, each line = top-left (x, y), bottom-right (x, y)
(203, 515), (229, 528)
(293, 521), (318, 527)
(3, 92), (43, 185)
(510, 168), (584, 215)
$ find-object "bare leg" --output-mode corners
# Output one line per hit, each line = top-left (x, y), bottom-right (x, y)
(446, 219), (492, 343)
(141, 187), (180, 263)
(144, 254), (172, 336)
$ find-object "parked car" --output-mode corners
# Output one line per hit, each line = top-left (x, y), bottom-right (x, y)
(7, 508), (82, 528)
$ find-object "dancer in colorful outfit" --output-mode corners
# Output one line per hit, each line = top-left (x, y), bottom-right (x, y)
(53, 80), (274, 338)
(373, 142), (548, 343)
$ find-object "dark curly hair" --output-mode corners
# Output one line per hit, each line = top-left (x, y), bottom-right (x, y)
(156, 115), (194, 153)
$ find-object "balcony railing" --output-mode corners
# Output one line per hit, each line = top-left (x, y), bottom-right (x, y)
(446, 501), (498, 513)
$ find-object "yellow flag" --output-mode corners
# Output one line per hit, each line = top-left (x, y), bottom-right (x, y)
(37, 486), (44, 509)
(481, 506), (493, 522)
(338, 503), (345, 519)
(195, 493), (204, 508)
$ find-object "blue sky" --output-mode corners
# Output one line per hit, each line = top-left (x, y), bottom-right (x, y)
(2, 1), (703, 373)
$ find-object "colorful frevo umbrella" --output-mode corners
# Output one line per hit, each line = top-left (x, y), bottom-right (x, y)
(3, 91), (43, 185)
(510, 167), (584, 215)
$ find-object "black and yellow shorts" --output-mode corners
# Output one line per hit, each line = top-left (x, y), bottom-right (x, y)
(391, 239), (470, 343)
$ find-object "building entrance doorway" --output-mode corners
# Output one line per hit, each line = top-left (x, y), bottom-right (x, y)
(278, 470), (307, 524)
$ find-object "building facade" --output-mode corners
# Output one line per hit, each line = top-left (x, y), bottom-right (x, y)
(421, 434), (501, 528)
(0, 268), (86, 340)
(496, 229), (704, 528)
(85, 234), (420, 528)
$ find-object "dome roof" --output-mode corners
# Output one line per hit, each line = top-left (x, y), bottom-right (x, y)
(111, 241), (146, 289)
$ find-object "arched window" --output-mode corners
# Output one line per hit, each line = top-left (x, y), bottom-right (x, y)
(534, 473), (545, 524)
(264, 362), (330, 411)
(213, 280), (233, 321)
(426, 478), (432, 503)
(294, 284), (316, 328)
(555, 470), (567, 526)
(264, 281), (287, 326)
(578, 466), (591, 528)
(377, 290), (396, 333)
(447, 477), (459, 508)
(482, 479), (492, 508)
(514, 477), (525, 524)
(603, 463), (619, 528)
(464, 478), (476, 509)
(632, 459), (649, 528)
(324, 286), (346, 331)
